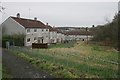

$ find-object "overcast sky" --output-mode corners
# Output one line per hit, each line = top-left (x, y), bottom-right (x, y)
(1, 2), (118, 27)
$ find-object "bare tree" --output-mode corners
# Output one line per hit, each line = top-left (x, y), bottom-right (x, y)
(104, 16), (111, 24)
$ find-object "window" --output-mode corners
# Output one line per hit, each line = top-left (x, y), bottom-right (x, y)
(34, 29), (37, 32)
(27, 29), (30, 33)
(42, 29), (44, 32)
(46, 29), (48, 31)
(27, 38), (30, 42)
(34, 37), (37, 40)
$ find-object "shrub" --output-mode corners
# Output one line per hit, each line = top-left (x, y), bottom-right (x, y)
(91, 13), (118, 49)
(2, 34), (25, 48)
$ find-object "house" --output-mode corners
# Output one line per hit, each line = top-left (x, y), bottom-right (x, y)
(47, 25), (57, 44)
(61, 32), (65, 43)
(56, 30), (64, 43)
(50, 27), (65, 43)
(55, 27), (90, 33)
(1, 13), (93, 47)
(1, 13), (50, 46)
(65, 30), (93, 41)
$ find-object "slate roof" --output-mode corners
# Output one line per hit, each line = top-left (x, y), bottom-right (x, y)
(11, 16), (48, 28)
(46, 25), (64, 34)
(65, 30), (93, 35)
(46, 25), (58, 32)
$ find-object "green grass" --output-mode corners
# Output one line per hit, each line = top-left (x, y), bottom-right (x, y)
(9, 41), (119, 78)
(48, 41), (76, 48)
(2, 64), (12, 78)
(9, 50), (78, 78)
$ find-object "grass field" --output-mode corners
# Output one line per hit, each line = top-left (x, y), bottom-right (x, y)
(2, 64), (12, 78)
(9, 41), (119, 78)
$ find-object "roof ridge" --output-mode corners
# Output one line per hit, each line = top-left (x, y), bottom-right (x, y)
(11, 16), (41, 22)
(11, 16), (47, 28)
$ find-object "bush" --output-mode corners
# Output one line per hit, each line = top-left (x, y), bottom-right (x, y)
(2, 34), (25, 48)
(91, 18), (118, 48)
(2, 39), (13, 48)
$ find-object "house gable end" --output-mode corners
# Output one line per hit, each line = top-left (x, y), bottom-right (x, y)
(10, 17), (25, 29)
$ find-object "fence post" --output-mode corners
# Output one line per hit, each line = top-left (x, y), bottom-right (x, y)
(6, 41), (9, 49)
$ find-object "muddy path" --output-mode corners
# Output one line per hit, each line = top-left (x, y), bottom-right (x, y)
(2, 49), (54, 78)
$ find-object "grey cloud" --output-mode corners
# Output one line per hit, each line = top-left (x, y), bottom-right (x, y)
(2, 2), (118, 27)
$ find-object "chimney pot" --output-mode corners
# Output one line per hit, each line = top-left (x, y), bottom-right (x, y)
(34, 17), (37, 21)
(46, 23), (48, 26)
(17, 13), (20, 18)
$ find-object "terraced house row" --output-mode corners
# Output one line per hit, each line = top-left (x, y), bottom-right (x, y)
(1, 13), (93, 46)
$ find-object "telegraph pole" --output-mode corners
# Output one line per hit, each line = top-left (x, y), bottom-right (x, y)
(0, 2), (5, 13)
(29, 8), (31, 18)
(86, 27), (88, 44)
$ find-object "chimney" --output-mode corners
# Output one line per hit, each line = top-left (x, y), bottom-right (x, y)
(34, 17), (37, 21)
(46, 23), (48, 26)
(17, 13), (20, 18)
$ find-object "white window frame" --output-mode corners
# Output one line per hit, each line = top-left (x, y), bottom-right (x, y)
(46, 29), (48, 31)
(27, 38), (30, 43)
(34, 29), (37, 32)
(27, 29), (30, 33)
(42, 29), (44, 32)
(34, 37), (37, 41)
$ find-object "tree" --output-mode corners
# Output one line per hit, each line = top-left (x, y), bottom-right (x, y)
(91, 13), (118, 48)
(2, 34), (26, 48)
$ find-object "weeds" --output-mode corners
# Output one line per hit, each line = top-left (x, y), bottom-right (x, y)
(8, 41), (119, 78)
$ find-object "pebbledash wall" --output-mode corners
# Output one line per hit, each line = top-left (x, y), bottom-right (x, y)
(1, 16), (93, 47)
(25, 28), (50, 46)
(65, 35), (93, 41)
(49, 31), (57, 43)
(2, 17), (26, 35)
(1, 17), (50, 46)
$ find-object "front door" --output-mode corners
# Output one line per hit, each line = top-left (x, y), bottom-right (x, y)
(42, 39), (43, 43)
(38, 37), (43, 43)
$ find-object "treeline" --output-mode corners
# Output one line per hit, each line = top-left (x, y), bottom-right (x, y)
(90, 13), (118, 49)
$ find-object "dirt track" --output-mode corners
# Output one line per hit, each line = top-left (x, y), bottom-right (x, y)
(2, 49), (54, 78)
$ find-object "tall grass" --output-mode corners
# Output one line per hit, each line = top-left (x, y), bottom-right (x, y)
(48, 41), (76, 48)
(9, 41), (119, 78)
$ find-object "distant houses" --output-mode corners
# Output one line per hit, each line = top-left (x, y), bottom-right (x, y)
(1, 13), (93, 46)
(65, 30), (93, 41)
(47, 25), (57, 44)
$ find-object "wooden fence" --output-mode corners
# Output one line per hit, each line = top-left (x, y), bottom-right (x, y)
(32, 43), (48, 49)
